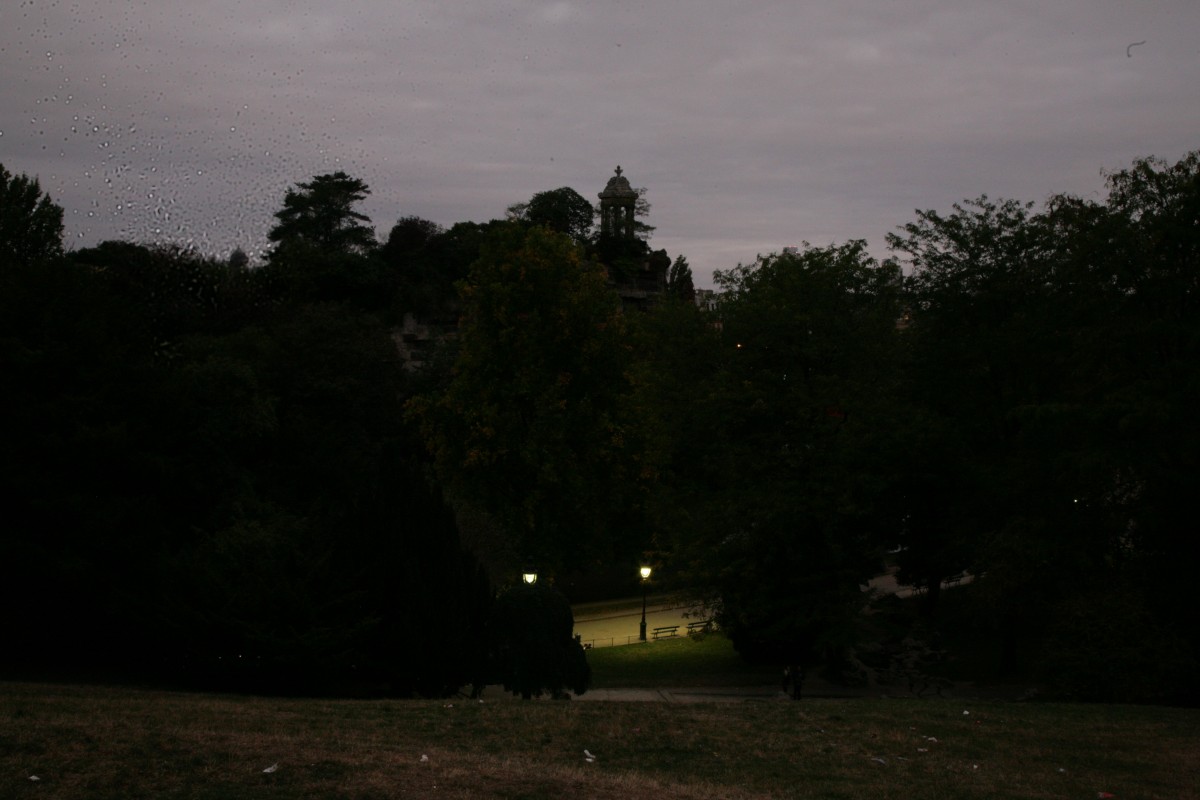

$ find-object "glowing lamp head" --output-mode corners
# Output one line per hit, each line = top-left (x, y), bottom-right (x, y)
(522, 571), (538, 585)
(639, 566), (652, 580)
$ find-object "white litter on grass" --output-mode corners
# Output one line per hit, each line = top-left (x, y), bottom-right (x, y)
(963, 710), (971, 716)
(871, 757), (887, 765)
(420, 755), (429, 763)
(917, 748), (929, 753)
(926, 737), (938, 743)
(29, 776), (40, 782)
(262, 763), (278, 774)
(584, 749), (596, 759)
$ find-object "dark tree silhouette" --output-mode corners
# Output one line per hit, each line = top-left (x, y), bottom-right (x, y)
(490, 582), (589, 699)
(268, 171), (376, 256)
(509, 186), (595, 244)
(666, 254), (695, 302)
(1, 163), (64, 265)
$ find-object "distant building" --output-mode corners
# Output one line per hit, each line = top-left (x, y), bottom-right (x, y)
(391, 312), (457, 372)
(693, 288), (720, 313)
(596, 165), (668, 311)
(598, 165), (639, 240)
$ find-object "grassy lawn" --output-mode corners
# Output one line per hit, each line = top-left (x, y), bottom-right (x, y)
(588, 633), (779, 688)
(3, 680), (1198, 799)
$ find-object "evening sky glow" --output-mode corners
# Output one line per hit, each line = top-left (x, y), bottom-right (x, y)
(3, 1), (1197, 285)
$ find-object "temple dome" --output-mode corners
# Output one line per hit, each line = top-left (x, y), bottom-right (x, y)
(599, 166), (637, 199)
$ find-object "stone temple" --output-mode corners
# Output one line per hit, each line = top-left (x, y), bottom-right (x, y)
(598, 164), (639, 240)
(597, 165), (669, 311)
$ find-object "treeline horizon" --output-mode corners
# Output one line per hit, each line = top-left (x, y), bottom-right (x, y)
(1, 151), (1197, 705)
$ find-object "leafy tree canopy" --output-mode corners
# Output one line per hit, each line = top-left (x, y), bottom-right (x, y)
(631, 186), (655, 240)
(884, 150), (1200, 691)
(1, 163), (64, 265)
(666, 254), (696, 301)
(507, 186), (595, 244)
(489, 582), (589, 699)
(382, 215), (444, 260)
(1, 236), (492, 696)
(268, 171), (376, 256)
(408, 224), (643, 574)
(676, 242), (904, 669)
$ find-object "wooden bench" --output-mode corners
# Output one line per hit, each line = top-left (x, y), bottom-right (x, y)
(651, 625), (679, 639)
(686, 620), (714, 634)
(944, 572), (966, 587)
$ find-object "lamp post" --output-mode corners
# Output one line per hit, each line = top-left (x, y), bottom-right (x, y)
(638, 565), (652, 641)
(522, 570), (538, 585)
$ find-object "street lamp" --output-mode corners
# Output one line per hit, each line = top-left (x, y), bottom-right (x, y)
(639, 565), (652, 641)
(522, 570), (538, 585)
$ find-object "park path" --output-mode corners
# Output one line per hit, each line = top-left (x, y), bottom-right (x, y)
(576, 687), (785, 703)
(572, 598), (704, 649)
(571, 569), (973, 649)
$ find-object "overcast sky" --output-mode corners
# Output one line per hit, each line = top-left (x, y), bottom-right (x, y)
(3, 1), (1197, 287)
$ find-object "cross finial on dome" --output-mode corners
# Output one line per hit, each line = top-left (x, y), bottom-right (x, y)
(615, 165), (623, 177)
